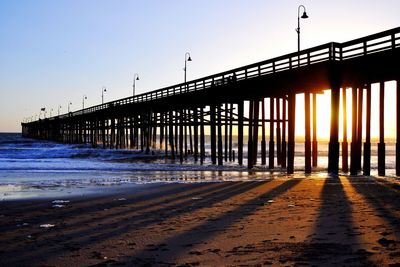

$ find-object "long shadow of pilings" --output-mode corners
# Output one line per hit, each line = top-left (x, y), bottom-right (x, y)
(346, 176), (400, 235)
(0, 182), (221, 232)
(126, 179), (301, 264)
(0, 182), (235, 246)
(297, 177), (374, 266)
(1, 181), (269, 266)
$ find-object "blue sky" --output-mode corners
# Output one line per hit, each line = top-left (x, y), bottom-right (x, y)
(1, 0), (399, 132)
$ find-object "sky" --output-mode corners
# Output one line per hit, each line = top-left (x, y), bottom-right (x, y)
(1, 0), (399, 136)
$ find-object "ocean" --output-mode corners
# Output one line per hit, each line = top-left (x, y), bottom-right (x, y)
(0, 133), (396, 200)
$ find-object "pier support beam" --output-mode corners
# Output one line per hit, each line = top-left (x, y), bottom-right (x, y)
(200, 107), (205, 165)
(357, 87), (364, 171)
(261, 99), (267, 165)
(363, 84), (371, 175)
(276, 98), (282, 166)
(253, 100), (260, 166)
(350, 87), (358, 175)
(238, 101), (244, 166)
(281, 96), (287, 168)
(248, 100), (254, 169)
(269, 98), (275, 169)
(210, 105), (217, 165)
(305, 92), (312, 173)
(312, 93), (318, 167)
(378, 82), (385, 176)
(287, 94), (296, 174)
(397, 80), (400, 176)
(217, 105), (223, 166)
(229, 103), (233, 162)
(193, 108), (199, 162)
(328, 86), (340, 175)
(169, 111), (175, 160)
(342, 88), (349, 172)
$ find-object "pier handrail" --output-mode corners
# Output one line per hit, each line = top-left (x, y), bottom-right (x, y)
(31, 27), (400, 123)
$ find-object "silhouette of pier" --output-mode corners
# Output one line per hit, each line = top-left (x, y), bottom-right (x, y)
(22, 27), (400, 175)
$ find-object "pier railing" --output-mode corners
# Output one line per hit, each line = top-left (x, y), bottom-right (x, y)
(44, 27), (400, 121)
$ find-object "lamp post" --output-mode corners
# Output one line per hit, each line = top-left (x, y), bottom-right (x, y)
(68, 101), (72, 113)
(82, 95), (87, 109)
(296, 5), (309, 52)
(58, 105), (62, 116)
(184, 52), (192, 89)
(132, 74), (139, 96)
(102, 87), (107, 104)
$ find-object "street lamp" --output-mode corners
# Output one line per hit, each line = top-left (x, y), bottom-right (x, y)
(102, 87), (107, 104)
(82, 95), (87, 109)
(132, 73), (139, 96)
(184, 52), (192, 88)
(58, 105), (62, 116)
(296, 5), (309, 52)
(40, 108), (45, 119)
(68, 101), (72, 113)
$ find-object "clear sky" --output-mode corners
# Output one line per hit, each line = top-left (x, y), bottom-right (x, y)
(1, 0), (399, 134)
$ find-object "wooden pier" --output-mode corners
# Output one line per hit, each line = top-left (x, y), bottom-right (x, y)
(22, 27), (400, 175)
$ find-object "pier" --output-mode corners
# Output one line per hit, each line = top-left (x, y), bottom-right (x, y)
(22, 27), (400, 175)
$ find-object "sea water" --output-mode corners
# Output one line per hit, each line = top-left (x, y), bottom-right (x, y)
(0, 133), (396, 199)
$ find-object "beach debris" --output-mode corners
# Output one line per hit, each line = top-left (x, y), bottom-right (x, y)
(378, 237), (395, 247)
(52, 200), (70, 208)
(288, 204), (296, 208)
(191, 197), (203, 200)
(267, 200), (275, 203)
(52, 200), (70, 204)
(40, 224), (55, 228)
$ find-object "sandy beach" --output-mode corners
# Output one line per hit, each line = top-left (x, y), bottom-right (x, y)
(0, 175), (399, 266)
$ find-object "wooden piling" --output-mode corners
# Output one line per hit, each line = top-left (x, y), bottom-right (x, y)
(169, 111), (175, 159)
(287, 94), (296, 174)
(342, 88), (349, 172)
(328, 86), (340, 175)
(200, 107), (205, 165)
(281, 96), (287, 168)
(397, 80), (400, 176)
(238, 101), (244, 166)
(356, 87), (364, 171)
(363, 84), (371, 175)
(253, 100), (260, 166)
(312, 94), (318, 167)
(269, 97), (275, 169)
(276, 98), (282, 166)
(179, 109), (184, 163)
(378, 81), (385, 176)
(217, 105), (223, 166)
(350, 87), (358, 175)
(210, 105), (217, 165)
(229, 103), (233, 162)
(248, 100), (254, 169)
(224, 103), (228, 162)
(188, 109), (193, 155)
(304, 92), (312, 173)
(193, 108), (199, 162)
(261, 98), (267, 165)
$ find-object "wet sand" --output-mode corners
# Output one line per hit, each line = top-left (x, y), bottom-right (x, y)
(0, 176), (399, 266)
